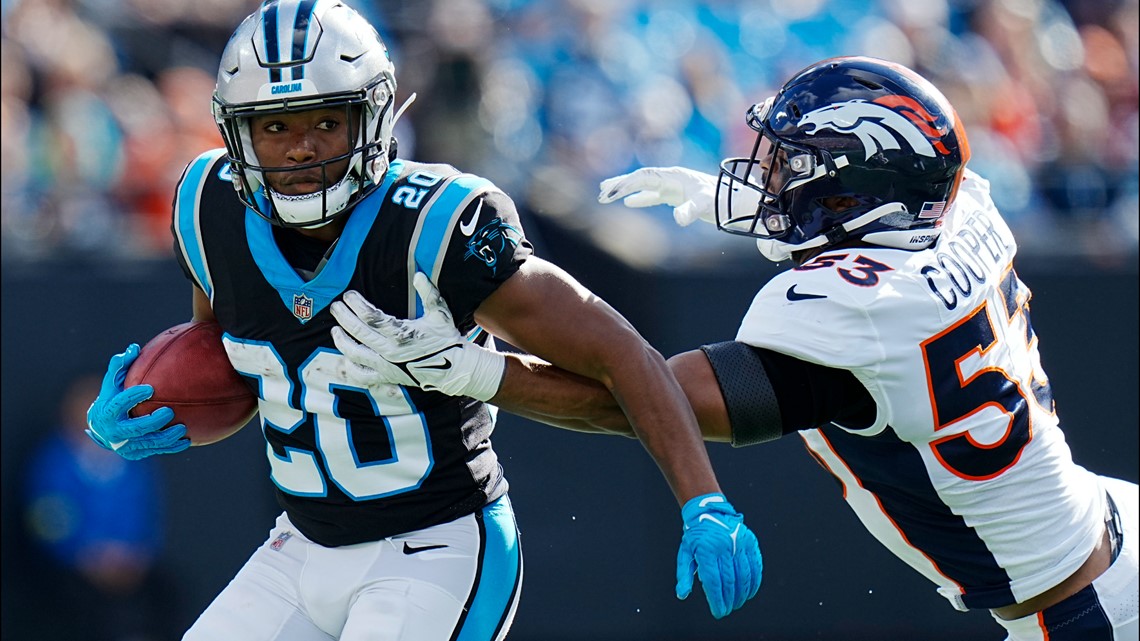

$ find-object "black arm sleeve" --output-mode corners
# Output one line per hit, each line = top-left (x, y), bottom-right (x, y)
(700, 341), (876, 447)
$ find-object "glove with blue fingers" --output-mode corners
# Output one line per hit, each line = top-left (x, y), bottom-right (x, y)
(676, 492), (763, 619)
(85, 344), (191, 461)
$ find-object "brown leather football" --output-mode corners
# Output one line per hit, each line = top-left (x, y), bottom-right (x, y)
(125, 321), (258, 446)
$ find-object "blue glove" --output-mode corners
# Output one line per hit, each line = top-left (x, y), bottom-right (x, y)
(85, 343), (190, 460)
(676, 492), (763, 619)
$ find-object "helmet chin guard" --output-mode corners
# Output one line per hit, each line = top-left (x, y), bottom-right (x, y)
(212, 0), (401, 228)
(257, 174), (361, 227)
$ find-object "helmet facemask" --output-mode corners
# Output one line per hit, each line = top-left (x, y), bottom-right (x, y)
(716, 98), (858, 261)
(214, 78), (395, 228)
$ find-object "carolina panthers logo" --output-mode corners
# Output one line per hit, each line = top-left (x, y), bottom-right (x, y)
(798, 97), (952, 160)
(464, 217), (521, 274)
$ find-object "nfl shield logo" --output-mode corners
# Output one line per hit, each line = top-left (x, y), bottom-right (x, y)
(270, 531), (293, 551)
(292, 293), (313, 321)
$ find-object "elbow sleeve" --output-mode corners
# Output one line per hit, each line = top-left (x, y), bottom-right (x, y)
(700, 341), (784, 447)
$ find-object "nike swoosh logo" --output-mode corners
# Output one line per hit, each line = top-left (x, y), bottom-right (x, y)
(418, 357), (452, 371)
(786, 285), (828, 301)
(403, 542), (449, 555)
(697, 514), (730, 530)
(459, 200), (483, 236)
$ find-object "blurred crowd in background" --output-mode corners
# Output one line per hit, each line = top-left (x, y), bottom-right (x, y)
(2, 0), (1137, 269)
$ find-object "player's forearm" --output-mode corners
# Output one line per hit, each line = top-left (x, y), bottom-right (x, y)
(491, 354), (635, 436)
(603, 340), (722, 505)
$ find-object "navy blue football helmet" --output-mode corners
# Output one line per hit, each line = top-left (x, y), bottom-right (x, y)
(716, 56), (971, 262)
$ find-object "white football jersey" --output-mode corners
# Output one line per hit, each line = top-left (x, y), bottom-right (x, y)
(735, 170), (1104, 611)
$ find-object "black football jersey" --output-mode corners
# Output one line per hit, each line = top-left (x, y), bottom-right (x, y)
(171, 149), (532, 547)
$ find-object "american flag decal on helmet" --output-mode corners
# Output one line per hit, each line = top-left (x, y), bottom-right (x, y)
(919, 201), (946, 219)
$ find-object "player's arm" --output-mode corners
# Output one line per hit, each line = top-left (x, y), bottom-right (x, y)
(88, 152), (229, 461)
(332, 266), (764, 618)
(338, 256), (724, 500)
(493, 352), (638, 436)
(495, 342), (872, 446)
(476, 256), (723, 502)
(461, 348), (730, 441)
(192, 285), (216, 322)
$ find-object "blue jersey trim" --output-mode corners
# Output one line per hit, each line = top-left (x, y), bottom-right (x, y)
(174, 149), (227, 300)
(246, 162), (403, 324)
(457, 496), (521, 641)
(411, 174), (494, 316)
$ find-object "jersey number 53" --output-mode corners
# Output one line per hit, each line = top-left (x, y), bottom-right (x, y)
(920, 268), (1054, 481)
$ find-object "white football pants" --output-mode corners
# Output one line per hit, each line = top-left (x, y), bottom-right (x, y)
(994, 476), (1138, 641)
(184, 495), (522, 641)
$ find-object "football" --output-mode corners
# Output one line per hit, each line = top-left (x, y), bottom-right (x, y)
(125, 320), (258, 446)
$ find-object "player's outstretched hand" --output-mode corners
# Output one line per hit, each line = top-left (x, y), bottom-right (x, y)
(86, 344), (189, 460)
(598, 167), (721, 227)
(676, 493), (763, 619)
(330, 273), (506, 401)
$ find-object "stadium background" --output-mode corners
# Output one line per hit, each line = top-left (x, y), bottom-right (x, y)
(2, 0), (1136, 639)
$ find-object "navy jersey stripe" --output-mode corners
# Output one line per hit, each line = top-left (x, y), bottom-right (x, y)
(819, 424), (1016, 609)
(1041, 584), (1114, 640)
(290, 0), (318, 80)
(262, 2), (281, 83)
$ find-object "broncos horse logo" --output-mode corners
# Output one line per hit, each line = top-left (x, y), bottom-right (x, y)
(798, 97), (952, 160)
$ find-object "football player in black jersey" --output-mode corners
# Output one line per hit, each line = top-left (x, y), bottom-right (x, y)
(83, 1), (762, 638)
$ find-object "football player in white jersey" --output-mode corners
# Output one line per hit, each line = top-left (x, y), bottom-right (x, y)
(83, 1), (762, 639)
(332, 57), (1138, 640)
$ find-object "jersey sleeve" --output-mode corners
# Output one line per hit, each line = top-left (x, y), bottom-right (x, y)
(702, 340), (876, 446)
(735, 266), (884, 373)
(170, 148), (231, 298)
(426, 186), (533, 331)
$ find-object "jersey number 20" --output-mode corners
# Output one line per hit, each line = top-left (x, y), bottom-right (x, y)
(223, 340), (433, 500)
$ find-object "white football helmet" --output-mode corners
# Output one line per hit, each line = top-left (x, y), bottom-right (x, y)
(213, 0), (400, 227)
